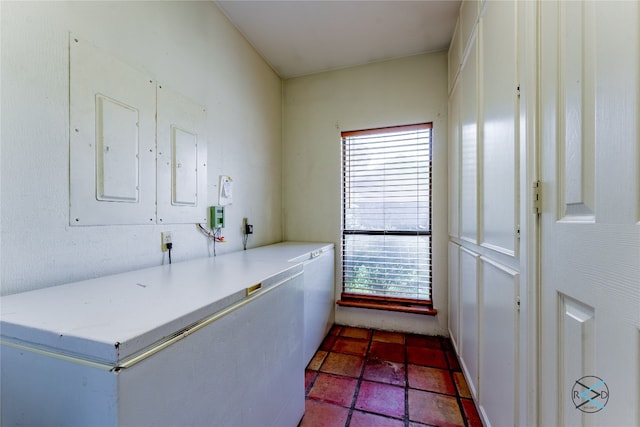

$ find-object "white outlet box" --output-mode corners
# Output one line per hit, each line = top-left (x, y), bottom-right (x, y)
(161, 232), (172, 251)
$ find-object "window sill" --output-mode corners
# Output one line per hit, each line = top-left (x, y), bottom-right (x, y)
(336, 297), (438, 316)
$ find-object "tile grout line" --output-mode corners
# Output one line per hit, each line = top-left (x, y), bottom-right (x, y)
(443, 335), (472, 427)
(349, 328), (409, 426)
(346, 327), (371, 426)
(303, 326), (480, 427)
(404, 335), (411, 427)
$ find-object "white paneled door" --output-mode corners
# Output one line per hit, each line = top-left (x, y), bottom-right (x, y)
(539, 1), (640, 426)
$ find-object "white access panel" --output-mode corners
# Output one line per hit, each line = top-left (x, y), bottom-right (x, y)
(459, 247), (479, 399)
(448, 242), (460, 349)
(69, 34), (156, 225)
(480, 0), (518, 256)
(172, 126), (197, 205)
(448, 80), (461, 239)
(156, 83), (207, 224)
(479, 256), (519, 427)
(460, 33), (479, 244)
(95, 94), (139, 202)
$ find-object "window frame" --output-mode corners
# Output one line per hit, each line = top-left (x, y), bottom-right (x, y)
(338, 123), (436, 315)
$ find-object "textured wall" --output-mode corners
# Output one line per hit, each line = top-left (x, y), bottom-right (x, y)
(0, 1), (283, 295)
(283, 53), (449, 335)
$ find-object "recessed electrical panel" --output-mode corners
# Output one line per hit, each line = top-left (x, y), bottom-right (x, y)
(95, 95), (140, 203)
(171, 127), (198, 206)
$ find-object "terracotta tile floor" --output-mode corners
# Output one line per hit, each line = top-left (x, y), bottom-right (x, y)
(300, 325), (483, 427)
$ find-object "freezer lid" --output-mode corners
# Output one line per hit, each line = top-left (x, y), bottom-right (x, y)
(243, 241), (334, 262)
(1, 251), (303, 365)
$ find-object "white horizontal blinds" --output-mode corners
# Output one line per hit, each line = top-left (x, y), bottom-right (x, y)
(342, 123), (432, 301)
(342, 235), (432, 299)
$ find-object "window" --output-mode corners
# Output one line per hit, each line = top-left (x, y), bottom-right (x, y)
(338, 123), (435, 315)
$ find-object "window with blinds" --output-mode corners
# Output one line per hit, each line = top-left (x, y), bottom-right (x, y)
(340, 123), (432, 308)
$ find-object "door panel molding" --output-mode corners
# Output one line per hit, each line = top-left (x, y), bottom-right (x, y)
(557, 0), (595, 221)
(557, 293), (595, 426)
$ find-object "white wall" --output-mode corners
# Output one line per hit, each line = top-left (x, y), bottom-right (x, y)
(283, 53), (449, 336)
(0, 1), (283, 296)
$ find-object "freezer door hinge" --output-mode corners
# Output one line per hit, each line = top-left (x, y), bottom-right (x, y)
(516, 296), (521, 312)
(533, 180), (541, 215)
(517, 84), (521, 98)
(516, 225), (521, 240)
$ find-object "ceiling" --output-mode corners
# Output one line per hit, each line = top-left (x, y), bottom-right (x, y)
(215, 0), (461, 79)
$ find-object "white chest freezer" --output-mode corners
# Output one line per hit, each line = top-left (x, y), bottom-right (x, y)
(240, 242), (335, 365)
(1, 247), (309, 427)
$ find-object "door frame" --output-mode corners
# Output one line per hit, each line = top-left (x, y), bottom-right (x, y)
(517, 1), (540, 425)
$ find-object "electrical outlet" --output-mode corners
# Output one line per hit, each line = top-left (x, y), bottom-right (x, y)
(243, 218), (253, 235)
(161, 232), (172, 251)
